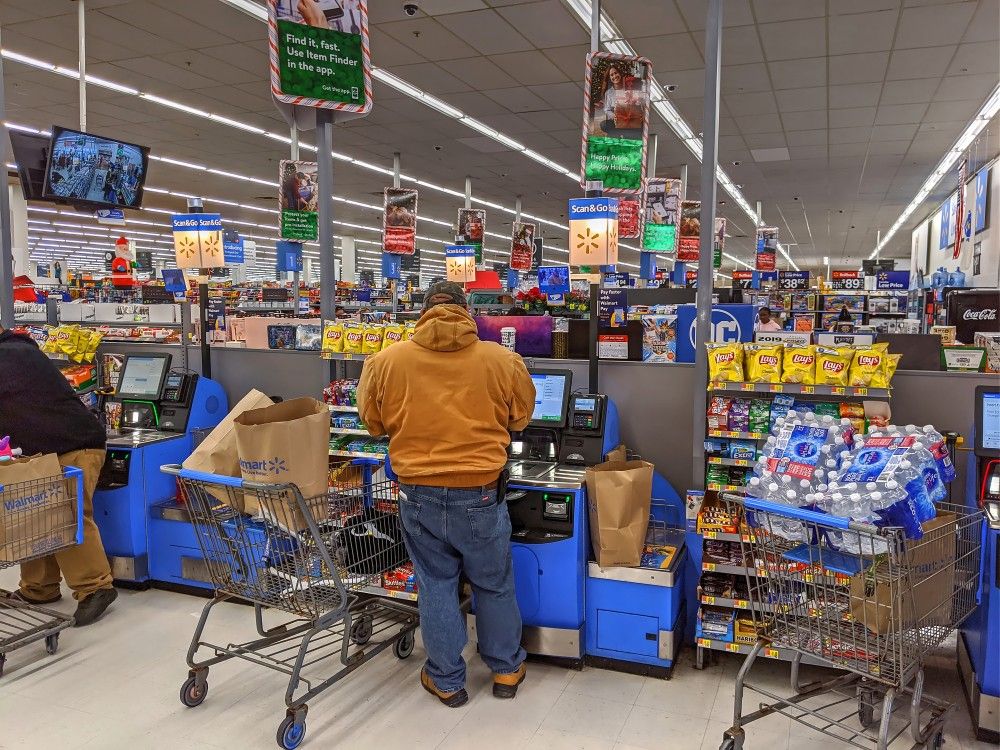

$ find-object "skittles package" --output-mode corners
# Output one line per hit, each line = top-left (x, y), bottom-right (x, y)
(744, 343), (783, 383)
(848, 343), (889, 387)
(781, 345), (816, 384)
(814, 346), (854, 386)
(706, 342), (744, 383)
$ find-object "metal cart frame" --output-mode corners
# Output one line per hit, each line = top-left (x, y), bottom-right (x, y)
(0, 465), (85, 675)
(161, 464), (420, 750)
(717, 493), (984, 750)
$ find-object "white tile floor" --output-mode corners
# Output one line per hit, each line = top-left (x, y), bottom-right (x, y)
(0, 578), (995, 750)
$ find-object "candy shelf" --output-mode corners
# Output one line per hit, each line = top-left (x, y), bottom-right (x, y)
(328, 404), (359, 413)
(695, 638), (828, 668)
(708, 382), (890, 398)
(329, 449), (387, 460)
(707, 430), (767, 440)
(329, 428), (370, 436)
(360, 584), (418, 602)
(321, 352), (368, 361)
(707, 457), (754, 468)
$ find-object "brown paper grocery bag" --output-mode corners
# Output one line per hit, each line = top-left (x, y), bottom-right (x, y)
(585, 459), (654, 568)
(0, 453), (73, 563)
(182, 388), (274, 512)
(234, 397), (330, 531)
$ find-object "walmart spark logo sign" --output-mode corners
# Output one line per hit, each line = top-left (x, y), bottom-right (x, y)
(568, 198), (619, 267)
(172, 213), (224, 269)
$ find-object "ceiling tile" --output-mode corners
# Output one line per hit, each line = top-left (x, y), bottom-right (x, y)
(788, 144), (828, 159)
(775, 87), (827, 112)
(676, 0), (754, 29)
(735, 113), (783, 133)
(886, 45), (956, 79)
(639, 32), (704, 72)
(388, 62), (472, 94)
(768, 57), (826, 88)
(830, 126), (874, 144)
(787, 129), (828, 146)
(526, 81), (582, 110)
(751, 0), (825, 22)
(879, 78), (942, 104)
(923, 98), (982, 122)
(380, 18), (480, 60)
(781, 109), (828, 130)
(830, 107), (877, 128)
(721, 63), (772, 93)
(829, 10), (899, 55)
(723, 91), (778, 116)
(495, 0), (587, 48)
(603, 0), (687, 38)
(481, 86), (550, 113)
(830, 0), (900, 13)
(758, 18), (826, 61)
(947, 41), (1000, 76)
(830, 82), (883, 109)
(871, 123), (919, 141)
(490, 49), (568, 85)
(436, 9), (534, 55)
(829, 52), (891, 84)
(935, 73), (998, 101)
(875, 102), (929, 124)
(963, 0), (1000, 43)
(745, 132), (788, 149)
(866, 140), (911, 155)
(447, 56), (519, 89)
(895, 2), (977, 49)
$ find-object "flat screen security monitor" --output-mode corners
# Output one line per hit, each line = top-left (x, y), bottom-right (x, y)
(975, 386), (1000, 458)
(116, 354), (171, 401)
(9, 131), (50, 200)
(43, 126), (149, 209)
(528, 369), (572, 428)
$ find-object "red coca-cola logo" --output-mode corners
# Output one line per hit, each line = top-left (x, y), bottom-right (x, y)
(791, 354), (813, 365)
(857, 355), (880, 367)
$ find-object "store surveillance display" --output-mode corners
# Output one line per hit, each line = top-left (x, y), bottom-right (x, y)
(43, 125), (150, 209)
(8, 131), (50, 200)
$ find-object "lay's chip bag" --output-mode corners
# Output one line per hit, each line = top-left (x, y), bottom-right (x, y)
(381, 324), (405, 350)
(882, 352), (901, 386)
(322, 321), (344, 353)
(781, 345), (816, 384)
(361, 325), (385, 355)
(342, 323), (365, 354)
(402, 323), (417, 342)
(706, 342), (744, 383)
(814, 346), (854, 386)
(849, 343), (889, 386)
(744, 343), (783, 383)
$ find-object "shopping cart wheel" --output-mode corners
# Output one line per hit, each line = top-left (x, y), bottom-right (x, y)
(350, 616), (373, 645)
(277, 715), (306, 750)
(179, 675), (209, 708)
(926, 730), (944, 750)
(394, 631), (415, 659)
(719, 729), (743, 750)
(0, 653), (5, 677)
(858, 688), (876, 729)
(45, 634), (59, 655)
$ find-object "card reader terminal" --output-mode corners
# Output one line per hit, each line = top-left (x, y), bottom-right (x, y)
(570, 395), (605, 432)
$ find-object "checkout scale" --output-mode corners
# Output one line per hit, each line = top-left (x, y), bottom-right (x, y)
(469, 369), (685, 671)
(958, 385), (1000, 743)
(94, 353), (227, 586)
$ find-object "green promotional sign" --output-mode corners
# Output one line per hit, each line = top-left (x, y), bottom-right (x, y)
(584, 136), (644, 191)
(713, 244), (721, 269)
(281, 210), (318, 242)
(276, 20), (366, 106)
(643, 224), (675, 253)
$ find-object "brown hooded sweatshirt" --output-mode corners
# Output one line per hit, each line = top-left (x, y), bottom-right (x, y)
(357, 304), (536, 487)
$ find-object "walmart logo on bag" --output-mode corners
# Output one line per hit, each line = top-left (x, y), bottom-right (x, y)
(4, 488), (53, 513)
(238, 457), (288, 477)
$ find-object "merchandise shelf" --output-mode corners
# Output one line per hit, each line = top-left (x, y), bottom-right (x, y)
(707, 457), (754, 468)
(700, 530), (753, 543)
(705, 483), (745, 493)
(707, 430), (766, 440)
(321, 352), (368, 361)
(360, 584), (418, 602)
(699, 595), (787, 613)
(708, 381), (890, 398)
(695, 638), (829, 667)
(329, 449), (387, 460)
(329, 428), (370, 436)
(327, 405), (359, 413)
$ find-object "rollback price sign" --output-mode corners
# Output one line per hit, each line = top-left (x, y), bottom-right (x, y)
(268, 0), (373, 117)
(830, 270), (863, 291)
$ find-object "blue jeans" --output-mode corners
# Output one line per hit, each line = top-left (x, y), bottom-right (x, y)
(398, 483), (525, 692)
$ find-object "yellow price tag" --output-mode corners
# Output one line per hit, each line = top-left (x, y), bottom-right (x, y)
(800, 385), (814, 394)
(703, 562), (717, 571)
(855, 387), (868, 396)
(343, 353), (353, 360)
(769, 384), (782, 393)
(698, 638), (711, 647)
(765, 648), (779, 658)
(736, 459), (749, 467)
(735, 599), (748, 608)
(726, 643), (740, 652)
(831, 386), (845, 395)
(703, 596), (716, 605)
(742, 383), (755, 391)
(756, 568), (767, 577)
(703, 531), (717, 539)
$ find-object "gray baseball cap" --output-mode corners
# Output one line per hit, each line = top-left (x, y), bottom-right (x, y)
(423, 281), (468, 310)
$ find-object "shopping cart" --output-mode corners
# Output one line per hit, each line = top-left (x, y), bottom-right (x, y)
(717, 493), (984, 750)
(0, 465), (85, 676)
(160, 463), (419, 750)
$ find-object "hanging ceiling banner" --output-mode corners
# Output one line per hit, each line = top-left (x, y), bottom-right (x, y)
(457, 208), (486, 264)
(713, 217), (726, 269)
(568, 197), (619, 267)
(641, 177), (682, 252)
(172, 213), (223, 269)
(445, 244), (477, 283)
(676, 200), (701, 263)
(617, 197), (641, 239)
(511, 222), (535, 271)
(755, 226), (779, 272)
(268, 0), (373, 120)
(279, 160), (319, 241)
(580, 52), (652, 193)
(383, 187), (418, 255)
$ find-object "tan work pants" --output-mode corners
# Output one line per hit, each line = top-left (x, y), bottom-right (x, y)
(19, 448), (114, 601)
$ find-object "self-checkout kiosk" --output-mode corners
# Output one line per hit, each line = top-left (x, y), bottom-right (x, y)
(93, 353), (227, 586)
(958, 385), (1000, 743)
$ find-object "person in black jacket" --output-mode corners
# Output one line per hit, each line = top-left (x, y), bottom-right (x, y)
(0, 328), (117, 626)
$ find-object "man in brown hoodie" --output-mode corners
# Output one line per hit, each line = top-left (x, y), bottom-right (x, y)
(358, 282), (535, 707)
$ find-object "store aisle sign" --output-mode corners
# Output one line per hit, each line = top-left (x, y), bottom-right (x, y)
(642, 178), (682, 252)
(381, 252), (401, 280)
(275, 240), (303, 273)
(618, 198), (640, 239)
(713, 217), (726, 269)
(511, 222), (535, 271)
(733, 270), (754, 290)
(384, 187), (418, 255)
(223, 228), (245, 265)
(279, 160), (319, 241)
(974, 166), (989, 234)
(830, 270), (863, 290)
(445, 245), (476, 283)
(580, 52), (652, 193)
(568, 197), (619, 266)
(639, 252), (657, 280)
(95, 208), (125, 226)
(676, 200), (701, 262)
(778, 271), (810, 290)
(755, 226), (778, 272)
(939, 193), (957, 250)
(268, 0), (373, 116)
(172, 213), (223, 269)
(604, 272), (630, 287)
(875, 271), (910, 290)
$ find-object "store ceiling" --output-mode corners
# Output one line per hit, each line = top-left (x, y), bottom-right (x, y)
(2, 0), (998, 275)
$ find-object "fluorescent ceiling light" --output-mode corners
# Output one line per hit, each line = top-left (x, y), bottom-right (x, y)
(868, 83), (1000, 259)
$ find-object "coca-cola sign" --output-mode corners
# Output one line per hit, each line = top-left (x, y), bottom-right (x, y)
(964, 308), (997, 321)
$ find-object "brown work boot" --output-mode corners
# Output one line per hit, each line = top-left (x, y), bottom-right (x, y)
(73, 587), (118, 627)
(5, 589), (62, 605)
(420, 668), (468, 708)
(493, 663), (526, 699)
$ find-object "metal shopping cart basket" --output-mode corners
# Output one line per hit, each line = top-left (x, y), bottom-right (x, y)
(161, 464), (419, 750)
(0, 465), (85, 676)
(717, 493), (984, 750)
